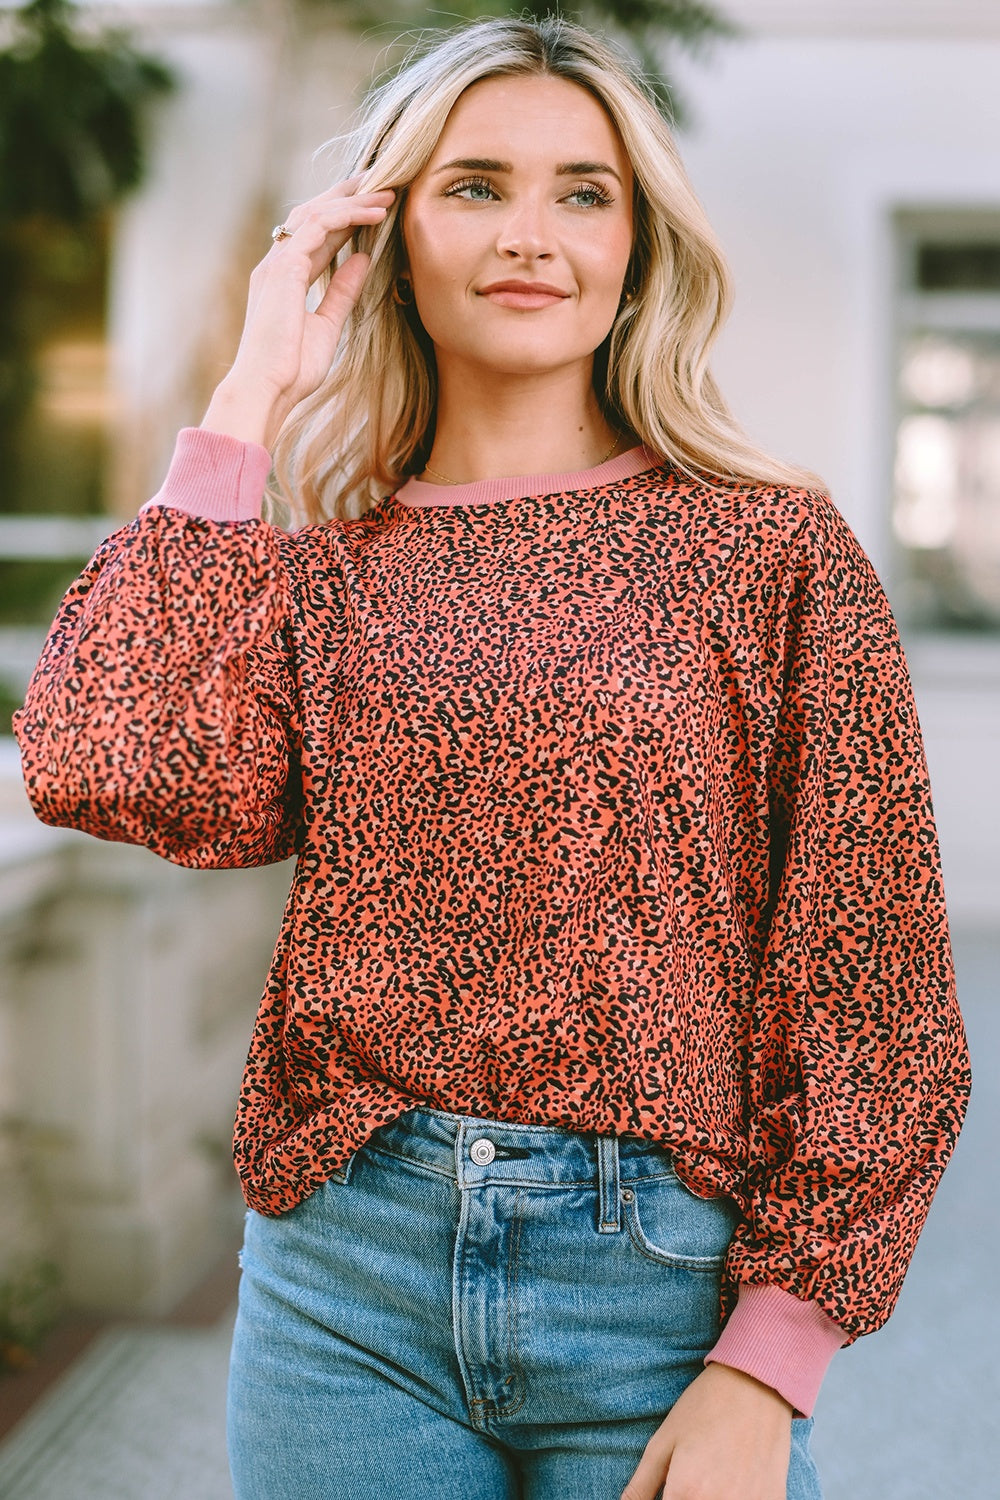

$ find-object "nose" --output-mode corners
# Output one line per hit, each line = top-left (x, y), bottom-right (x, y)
(494, 194), (554, 261)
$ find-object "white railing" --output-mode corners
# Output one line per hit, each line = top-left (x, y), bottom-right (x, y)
(0, 515), (118, 701)
(0, 516), (117, 559)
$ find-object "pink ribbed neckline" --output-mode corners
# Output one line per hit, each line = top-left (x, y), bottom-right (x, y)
(391, 445), (659, 509)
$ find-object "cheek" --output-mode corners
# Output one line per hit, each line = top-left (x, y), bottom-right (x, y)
(402, 207), (445, 291)
(404, 206), (478, 300)
(577, 221), (633, 297)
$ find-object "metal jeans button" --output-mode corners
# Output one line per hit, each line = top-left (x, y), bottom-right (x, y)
(470, 1138), (495, 1165)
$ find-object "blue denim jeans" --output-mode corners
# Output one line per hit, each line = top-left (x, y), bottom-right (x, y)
(228, 1109), (822, 1499)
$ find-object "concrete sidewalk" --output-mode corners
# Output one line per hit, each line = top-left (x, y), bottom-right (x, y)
(0, 933), (995, 1499)
(0, 1316), (234, 1499)
(811, 929), (1000, 1498)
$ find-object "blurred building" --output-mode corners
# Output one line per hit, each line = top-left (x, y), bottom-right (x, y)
(0, 0), (376, 1326)
(1, 0), (997, 1325)
(673, 0), (1000, 926)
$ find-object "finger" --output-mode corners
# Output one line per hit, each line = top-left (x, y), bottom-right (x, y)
(329, 172), (396, 199)
(268, 204), (391, 286)
(621, 1436), (672, 1500)
(275, 186), (395, 242)
(313, 251), (372, 326)
(270, 178), (363, 229)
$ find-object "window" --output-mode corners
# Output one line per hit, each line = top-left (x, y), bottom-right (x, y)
(893, 210), (1000, 631)
(0, 217), (114, 731)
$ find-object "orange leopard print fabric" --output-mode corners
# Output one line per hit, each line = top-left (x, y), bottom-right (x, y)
(15, 456), (970, 1341)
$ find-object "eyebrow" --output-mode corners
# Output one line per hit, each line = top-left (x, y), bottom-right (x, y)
(433, 157), (623, 185)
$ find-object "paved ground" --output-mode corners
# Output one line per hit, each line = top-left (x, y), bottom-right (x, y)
(811, 930), (1000, 1498)
(0, 1319), (234, 1500)
(0, 933), (995, 1499)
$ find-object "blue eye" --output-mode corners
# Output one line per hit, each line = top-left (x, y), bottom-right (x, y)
(567, 184), (614, 208)
(446, 177), (496, 202)
(442, 176), (614, 208)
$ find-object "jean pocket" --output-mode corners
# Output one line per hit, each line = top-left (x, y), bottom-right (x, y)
(622, 1171), (741, 1270)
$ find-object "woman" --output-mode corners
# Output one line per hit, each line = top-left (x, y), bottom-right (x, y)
(14, 15), (970, 1500)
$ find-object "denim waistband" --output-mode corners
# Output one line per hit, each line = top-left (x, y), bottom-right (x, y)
(360, 1107), (678, 1193)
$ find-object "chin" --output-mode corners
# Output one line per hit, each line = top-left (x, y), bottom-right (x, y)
(451, 337), (601, 379)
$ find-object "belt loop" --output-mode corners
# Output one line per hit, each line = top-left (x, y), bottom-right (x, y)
(597, 1135), (621, 1234)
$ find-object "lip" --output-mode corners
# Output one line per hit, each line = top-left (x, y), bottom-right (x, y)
(478, 280), (572, 309)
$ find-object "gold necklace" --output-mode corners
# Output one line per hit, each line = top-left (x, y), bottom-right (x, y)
(421, 430), (623, 486)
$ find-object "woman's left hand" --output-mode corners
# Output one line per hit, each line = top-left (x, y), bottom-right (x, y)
(621, 1363), (794, 1500)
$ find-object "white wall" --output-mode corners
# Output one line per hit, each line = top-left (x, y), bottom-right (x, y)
(673, 35), (1000, 567)
(669, 33), (1000, 932)
(715, 0), (1000, 39)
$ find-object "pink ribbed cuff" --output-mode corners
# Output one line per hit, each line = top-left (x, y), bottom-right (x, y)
(705, 1283), (847, 1417)
(142, 428), (272, 522)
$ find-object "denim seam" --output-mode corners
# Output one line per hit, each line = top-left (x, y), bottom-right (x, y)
(362, 1140), (681, 1191)
(416, 1107), (604, 1137)
(598, 1136), (622, 1233)
(363, 1143), (457, 1181)
(468, 1174), (596, 1188)
(501, 1189), (527, 1421)
(368, 1145), (604, 1190)
(451, 1180), (484, 1429)
(461, 1186), (530, 1427)
(623, 1199), (729, 1273)
(620, 1167), (678, 1183)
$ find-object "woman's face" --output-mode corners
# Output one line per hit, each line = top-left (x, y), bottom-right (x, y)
(401, 73), (635, 382)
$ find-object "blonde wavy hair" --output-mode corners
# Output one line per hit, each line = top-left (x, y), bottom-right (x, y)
(272, 15), (820, 525)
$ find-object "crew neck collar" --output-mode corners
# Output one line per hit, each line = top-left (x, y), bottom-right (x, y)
(388, 444), (659, 510)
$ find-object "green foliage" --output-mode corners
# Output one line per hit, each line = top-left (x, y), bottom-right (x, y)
(0, 1257), (62, 1372)
(0, 1), (166, 523)
(0, 0), (174, 225)
(0, 559), (90, 622)
(0, 682), (23, 737)
(0, 216), (110, 517)
(333, 0), (737, 121)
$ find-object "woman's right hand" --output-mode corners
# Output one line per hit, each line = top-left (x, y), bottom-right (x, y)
(200, 175), (395, 449)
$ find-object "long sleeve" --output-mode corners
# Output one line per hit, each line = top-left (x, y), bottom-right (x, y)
(721, 495), (970, 1348)
(13, 437), (303, 870)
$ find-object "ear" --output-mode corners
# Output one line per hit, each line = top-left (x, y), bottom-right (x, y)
(392, 272), (415, 307)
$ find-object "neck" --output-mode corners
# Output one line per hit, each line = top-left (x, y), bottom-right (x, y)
(422, 360), (622, 485)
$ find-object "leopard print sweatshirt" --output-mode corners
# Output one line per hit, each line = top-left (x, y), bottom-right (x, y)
(14, 428), (970, 1417)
